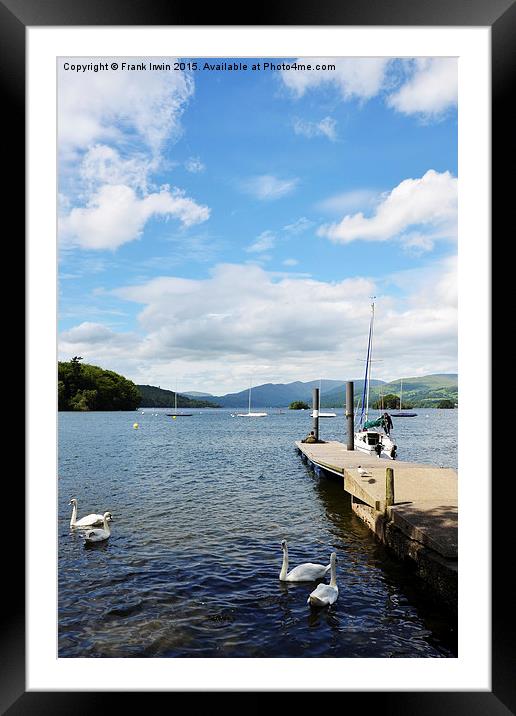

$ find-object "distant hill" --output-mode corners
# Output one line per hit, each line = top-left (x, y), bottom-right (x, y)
(136, 374), (457, 409)
(211, 379), (384, 408)
(324, 374), (458, 409)
(183, 391), (215, 398)
(136, 385), (220, 408)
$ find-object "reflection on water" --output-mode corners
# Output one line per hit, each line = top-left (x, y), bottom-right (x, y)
(59, 408), (457, 657)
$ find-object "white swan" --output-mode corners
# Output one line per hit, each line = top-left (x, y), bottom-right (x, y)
(82, 512), (113, 544)
(307, 552), (338, 607)
(279, 540), (331, 582)
(69, 498), (110, 528)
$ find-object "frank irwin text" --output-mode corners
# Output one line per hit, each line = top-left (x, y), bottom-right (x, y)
(62, 61), (336, 73)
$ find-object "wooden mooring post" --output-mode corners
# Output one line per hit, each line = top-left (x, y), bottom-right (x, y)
(346, 381), (354, 450)
(385, 466), (395, 508)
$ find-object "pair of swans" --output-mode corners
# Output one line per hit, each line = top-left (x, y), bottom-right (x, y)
(69, 498), (113, 544)
(279, 540), (338, 607)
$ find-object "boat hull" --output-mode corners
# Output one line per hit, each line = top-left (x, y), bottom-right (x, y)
(354, 430), (397, 460)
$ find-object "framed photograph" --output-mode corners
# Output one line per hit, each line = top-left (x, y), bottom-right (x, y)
(5, 0), (506, 709)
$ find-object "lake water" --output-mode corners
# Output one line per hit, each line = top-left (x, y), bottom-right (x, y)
(58, 408), (457, 658)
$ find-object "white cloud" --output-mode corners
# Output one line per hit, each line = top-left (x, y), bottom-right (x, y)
(318, 170), (457, 246)
(387, 58), (457, 117)
(60, 321), (137, 348)
(293, 116), (337, 141)
(242, 174), (299, 200)
(247, 230), (276, 253)
(281, 58), (390, 100)
(283, 258), (299, 266)
(280, 58), (457, 123)
(316, 189), (379, 216)
(58, 258), (457, 393)
(58, 58), (194, 156)
(283, 217), (314, 234)
(184, 157), (206, 173)
(79, 144), (154, 193)
(60, 184), (210, 250)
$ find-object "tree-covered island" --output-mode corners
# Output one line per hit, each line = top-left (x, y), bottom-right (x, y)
(289, 401), (310, 410)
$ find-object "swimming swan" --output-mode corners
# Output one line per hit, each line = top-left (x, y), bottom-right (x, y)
(307, 552), (338, 607)
(279, 540), (331, 582)
(82, 512), (113, 544)
(69, 498), (108, 529)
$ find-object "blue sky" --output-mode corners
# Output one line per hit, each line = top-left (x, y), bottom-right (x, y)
(58, 57), (457, 394)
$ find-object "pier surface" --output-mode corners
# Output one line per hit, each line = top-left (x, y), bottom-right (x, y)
(295, 440), (457, 560)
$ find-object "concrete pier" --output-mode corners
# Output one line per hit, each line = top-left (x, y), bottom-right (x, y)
(295, 440), (457, 609)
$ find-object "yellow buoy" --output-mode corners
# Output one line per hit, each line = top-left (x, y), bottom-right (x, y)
(133, 422), (139, 429)
(172, 416), (177, 420)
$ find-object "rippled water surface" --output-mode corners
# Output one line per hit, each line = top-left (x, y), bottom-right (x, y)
(58, 408), (457, 658)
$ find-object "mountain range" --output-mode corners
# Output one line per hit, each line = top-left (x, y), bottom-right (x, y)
(179, 374), (458, 408)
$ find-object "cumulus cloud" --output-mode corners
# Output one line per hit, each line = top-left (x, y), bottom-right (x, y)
(60, 184), (210, 250)
(387, 58), (457, 117)
(79, 144), (154, 193)
(281, 58), (391, 100)
(58, 258), (457, 392)
(318, 169), (457, 248)
(58, 59), (213, 255)
(293, 116), (337, 141)
(59, 321), (141, 364)
(280, 57), (457, 124)
(58, 58), (194, 156)
(242, 174), (299, 200)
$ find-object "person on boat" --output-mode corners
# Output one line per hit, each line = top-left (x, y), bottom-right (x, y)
(382, 412), (393, 436)
(302, 431), (318, 444)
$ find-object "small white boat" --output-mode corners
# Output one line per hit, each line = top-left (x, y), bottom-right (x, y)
(354, 301), (398, 460)
(237, 382), (267, 417)
(389, 378), (417, 417)
(310, 411), (337, 418)
(354, 426), (397, 459)
(167, 382), (192, 417)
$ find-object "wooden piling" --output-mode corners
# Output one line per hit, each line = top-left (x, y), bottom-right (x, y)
(385, 466), (395, 508)
(346, 381), (354, 450)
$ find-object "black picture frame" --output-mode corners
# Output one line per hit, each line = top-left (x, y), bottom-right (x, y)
(5, 0), (505, 710)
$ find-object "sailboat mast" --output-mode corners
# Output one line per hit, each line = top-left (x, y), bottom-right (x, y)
(400, 378), (403, 410)
(365, 301), (375, 422)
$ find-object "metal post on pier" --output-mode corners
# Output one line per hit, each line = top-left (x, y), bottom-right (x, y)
(312, 387), (320, 441)
(346, 381), (354, 450)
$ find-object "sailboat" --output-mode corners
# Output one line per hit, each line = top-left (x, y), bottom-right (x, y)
(354, 301), (398, 459)
(166, 384), (192, 417)
(237, 383), (267, 417)
(390, 378), (417, 417)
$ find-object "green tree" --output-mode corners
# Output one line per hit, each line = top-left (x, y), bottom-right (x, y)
(289, 401), (310, 410)
(436, 399), (455, 409)
(58, 359), (141, 411)
(372, 393), (413, 409)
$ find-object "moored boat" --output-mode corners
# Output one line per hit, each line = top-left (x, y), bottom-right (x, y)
(354, 301), (397, 460)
